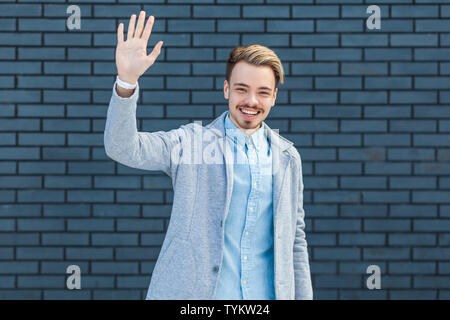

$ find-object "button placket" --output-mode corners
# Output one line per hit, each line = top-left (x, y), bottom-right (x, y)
(241, 139), (262, 299)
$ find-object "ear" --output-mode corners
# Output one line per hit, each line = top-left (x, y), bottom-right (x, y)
(223, 80), (229, 100)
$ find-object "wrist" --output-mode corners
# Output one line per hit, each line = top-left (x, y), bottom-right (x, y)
(117, 74), (138, 85)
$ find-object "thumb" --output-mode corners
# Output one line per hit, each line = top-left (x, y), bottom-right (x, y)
(146, 40), (163, 65)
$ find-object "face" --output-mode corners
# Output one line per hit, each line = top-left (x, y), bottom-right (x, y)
(223, 61), (278, 136)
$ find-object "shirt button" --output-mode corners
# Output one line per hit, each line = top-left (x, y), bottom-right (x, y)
(249, 207), (254, 212)
(253, 182), (257, 187)
(243, 256), (247, 260)
(212, 265), (219, 273)
(245, 231), (248, 236)
(242, 280), (247, 285)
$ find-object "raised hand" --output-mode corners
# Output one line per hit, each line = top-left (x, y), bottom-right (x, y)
(116, 10), (163, 85)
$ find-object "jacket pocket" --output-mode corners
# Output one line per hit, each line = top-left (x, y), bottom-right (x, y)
(148, 237), (197, 299)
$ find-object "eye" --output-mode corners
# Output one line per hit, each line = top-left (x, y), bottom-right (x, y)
(237, 88), (245, 91)
(261, 92), (270, 95)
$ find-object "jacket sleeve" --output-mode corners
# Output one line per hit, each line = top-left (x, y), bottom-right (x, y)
(293, 151), (313, 300)
(104, 80), (188, 178)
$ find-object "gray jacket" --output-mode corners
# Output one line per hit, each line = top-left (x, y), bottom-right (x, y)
(104, 81), (313, 300)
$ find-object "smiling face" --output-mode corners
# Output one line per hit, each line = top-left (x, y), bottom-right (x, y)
(223, 60), (278, 136)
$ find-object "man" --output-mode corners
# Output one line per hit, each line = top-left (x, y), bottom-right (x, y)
(104, 10), (313, 300)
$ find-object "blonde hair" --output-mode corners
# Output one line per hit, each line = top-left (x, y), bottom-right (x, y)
(226, 44), (284, 91)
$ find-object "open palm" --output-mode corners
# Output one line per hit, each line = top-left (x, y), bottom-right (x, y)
(116, 11), (163, 84)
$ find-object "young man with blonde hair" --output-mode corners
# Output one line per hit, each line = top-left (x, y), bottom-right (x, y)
(104, 11), (313, 300)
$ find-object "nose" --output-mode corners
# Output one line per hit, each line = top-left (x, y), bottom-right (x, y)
(245, 91), (259, 107)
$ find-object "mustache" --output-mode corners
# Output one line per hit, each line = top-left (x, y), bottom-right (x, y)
(238, 106), (260, 111)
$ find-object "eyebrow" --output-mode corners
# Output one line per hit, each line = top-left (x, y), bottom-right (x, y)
(233, 83), (273, 91)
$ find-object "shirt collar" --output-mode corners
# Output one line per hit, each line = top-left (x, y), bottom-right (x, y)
(224, 111), (266, 151)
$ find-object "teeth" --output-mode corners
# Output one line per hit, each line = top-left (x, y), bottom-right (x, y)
(241, 108), (258, 115)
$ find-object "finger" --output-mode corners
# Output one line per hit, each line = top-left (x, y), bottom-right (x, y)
(147, 40), (163, 63)
(117, 23), (124, 44)
(142, 15), (154, 43)
(134, 10), (146, 38)
(127, 14), (136, 41)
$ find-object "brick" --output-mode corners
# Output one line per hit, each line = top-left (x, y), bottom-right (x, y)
(340, 205), (387, 217)
(18, 190), (64, 203)
(67, 190), (114, 203)
(363, 191), (410, 203)
(17, 247), (63, 260)
(168, 19), (214, 32)
(315, 162), (362, 175)
(66, 248), (113, 260)
(44, 33), (91, 46)
(390, 177), (436, 189)
(364, 48), (412, 61)
(91, 233), (138, 246)
(68, 162), (115, 174)
(292, 5), (339, 18)
(339, 148), (385, 161)
(243, 5), (289, 18)
(0, 119), (40, 131)
(116, 191), (164, 203)
(19, 162), (66, 174)
(92, 290), (141, 300)
(292, 34), (339, 47)
(341, 177), (386, 189)
(194, 5), (239, 18)
(267, 20), (314, 33)
(0, 204), (41, 217)
(18, 276), (65, 288)
(390, 205), (437, 218)
(363, 248), (410, 260)
(67, 219), (114, 231)
(414, 248), (450, 260)
(314, 248), (361, 261)
(390, 290), (437, 300)
(364, 219), (411, 232)
(0, 262), (38, 274)
(0, 290), (41, 299)
(364, 134), (410, 146)
(389, 234), (436, 246)
(17, 105), (64, 117)
(116, 219), (164, 232)
(44, 204), (90, 217)
(0, 33), (41, 46)
(0, 191), (15, 203)
(42, 233), (89, 246)
(115, 248), (160, 260)
(314, 191), (360, 203)
(117, 276), (152, 288)
(315, 76), (361, 89)
(217, 19), (264, 33)
(0, 162), (16, 174)
(19, 133), (65, 146)
(391, 34), (437, 47)
(0, 233), (39, 245)
(315, 219), (361, 232)
(364, 106), (411, 119)
(44, 290), (92, 300)
(17, 218), (65, 231)
(94, 204), (140, 217)
(0, 176), (41, 188)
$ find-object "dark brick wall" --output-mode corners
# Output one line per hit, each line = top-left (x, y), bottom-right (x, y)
(1, 0), (450, 299)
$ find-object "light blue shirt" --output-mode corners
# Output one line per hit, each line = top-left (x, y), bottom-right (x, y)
(214, 111), (275, 300)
